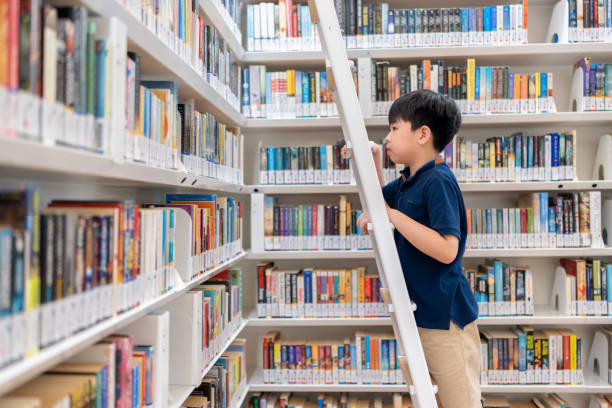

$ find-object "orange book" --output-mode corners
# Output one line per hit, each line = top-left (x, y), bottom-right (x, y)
(466, 209), (472, 235)
(514, 74), (521, 100)
(423, 60), (431, 90)
(520, 75), (528, 100)
(523, 0), (528, 30)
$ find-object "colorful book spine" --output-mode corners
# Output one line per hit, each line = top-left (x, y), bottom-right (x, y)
(466, 192), (600, 249)
(568, 0), (612, 42)
(372, 58), (556, 115)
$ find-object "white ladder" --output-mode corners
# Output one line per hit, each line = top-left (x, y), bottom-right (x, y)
(307, 1), (438, 406)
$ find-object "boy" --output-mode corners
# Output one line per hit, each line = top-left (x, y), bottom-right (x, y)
(357, 90), (480, 408)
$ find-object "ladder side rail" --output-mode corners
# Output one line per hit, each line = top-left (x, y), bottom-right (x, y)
(310, 1), (437, 406)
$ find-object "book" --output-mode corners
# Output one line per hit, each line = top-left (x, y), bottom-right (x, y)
(568, 0), (612, 42)
(573, 58), (612, 112)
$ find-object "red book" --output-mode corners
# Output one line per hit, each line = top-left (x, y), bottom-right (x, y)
(520, 208), (528, 234)
(198, 16), (203, 61)
(364, 276), (371, 315)
(106, 335), (133, 408)
(311, 205), (317, 238)
(291, 6), (298, 37)
(263, 336), (269, 371)
(563, 333), (570, 380)
(256, 264), (265, 308)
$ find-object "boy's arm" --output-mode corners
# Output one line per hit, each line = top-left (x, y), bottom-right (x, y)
(387, 209), (459, 264)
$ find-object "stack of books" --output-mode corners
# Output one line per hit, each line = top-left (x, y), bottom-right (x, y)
(242, 67), (340, 119)
(263, 196), (372, 251)
(256, 264), (387, 319)
(165, 194), (244, 275)
(559, 258), (612, 316)
(245, 1), (529, 51)
(259, 142), (351, 185)
(262, 330), (404, 385)
(249, 393), (414, 408)
(183, 338), (247, 408)
(568, 0), (612, 42)
(480, 326), (584, 385)
(372, 58), (556, 116)
(573, 58), (612, 112)
(466, 191), (603, 249)
(463, 261), (534, 317)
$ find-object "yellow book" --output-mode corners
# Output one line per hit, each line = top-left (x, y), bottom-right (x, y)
(339, 196), (347, 237)
(570, 333), (577, 384)
(467, 58), (476, 100)
(489, 141), (496, 170)
(535, 73), (541, 101)
(357, 267), (365, 316)
(344, 269), (352, 310)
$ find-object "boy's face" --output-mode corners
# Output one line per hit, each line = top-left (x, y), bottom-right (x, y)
(384, 119), (421, 165)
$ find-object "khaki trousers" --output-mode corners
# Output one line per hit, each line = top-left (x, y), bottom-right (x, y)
(418, 321), (482, 408)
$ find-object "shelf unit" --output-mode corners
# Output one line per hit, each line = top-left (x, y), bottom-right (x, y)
(247, 369), (611, 394)
(3, 0), (612, 406)
(168, 319), (248, 408)
(253, 180), (612, 194)
(0, 251), (247, 397)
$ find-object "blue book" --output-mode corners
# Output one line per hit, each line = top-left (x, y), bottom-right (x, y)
(320, 145), (327, 171)
(461, 9), (469, 33)
(494, 261), (504, 307)
(94, 40), (106, 119)
(350, 345), (357, 370)
(241, 68), (250, 108)
(304, 269), (312, 304)
(551, 133), (560, 172)
(539, 192), (548, 237)
(483, 6), (490, 34)
(469, 8), (476, 37)
(265, 73), (272, 106)
(540, 73), (547, 99)
(514, 134), (522, 169)
(517, 330), (527, 372)
(508, 72), (514, 100)
(490, 6), (497, 33)
(503, 5), (510, 30)
(548, 207), (556, 234)
(486, 67), (493, 100)
(246, 5), (254, 46)
(276, 146), (283, 172)
(338, 345), (345, 383)
(381, 339), (389, 374)
(486, 209), (493, 238)
(333, 274), (339, 306)
(527, 136), (534, 169)
(178, 0), (183, 40)
(305, 344), (312, 369)
(267, 147), (275, 171)
(364, 335), (371, 375)
(307, 206), (312, 237)
(586, 264), (592, 301)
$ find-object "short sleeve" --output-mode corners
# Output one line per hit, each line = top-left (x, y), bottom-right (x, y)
(424, 175), (461, 238)
(382, 178), (400, 208)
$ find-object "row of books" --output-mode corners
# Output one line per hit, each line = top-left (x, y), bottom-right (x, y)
(0, 187), (243, 369)
(245, 1), (528, 52)
(165, 194), (244, 277)
(480, 326), (584, 385)
(249, 393), (414, 408)
(442, 131), (577, 183)
(167, 272), (244, 387)
(258, 142), (351, 185)
(465, 191), (603, 249)
(483, 395), (573, 408)
(0, 3), (244, 178)
(245, 2), (318, 52)
(371, 59), (556, 116)
(568, 0), (612, 42)
(255, 264), (388, 319)
(118, 0), (242, 111)
(559, 258), (612, 316)
(242, 67), (340, 119)
(333, 2), (528, 48)
(261, 331), (404, 385)
(463, 261), (535, 317)
(263, 196), (372, 251)
(0, 311), (170, 408)
(574, 58), (612, 112)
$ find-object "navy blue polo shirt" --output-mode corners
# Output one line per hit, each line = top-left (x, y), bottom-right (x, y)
(383, 157), (478, 330)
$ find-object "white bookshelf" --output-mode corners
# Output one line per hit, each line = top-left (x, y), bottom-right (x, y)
(244, 42), (612, 66)
(254, 180), (612, 194)
(245, 306), (612, 327)
(244, 112), (612, 129)
(246, 369), (612, 394)
(168, 318), (248, 408)
(0, 138), (250, 194)
(248, 248), (612, 260)
(0, 251), (247, 397)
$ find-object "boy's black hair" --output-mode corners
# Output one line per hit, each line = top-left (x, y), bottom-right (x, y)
(388, 90), (462, 152)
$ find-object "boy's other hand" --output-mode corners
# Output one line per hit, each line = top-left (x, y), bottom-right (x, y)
(357, 210), (371, 235)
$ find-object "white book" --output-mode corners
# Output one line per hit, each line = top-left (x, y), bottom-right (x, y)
(90, 17), (127, 159)
(161, 291), (203, 385)
(590, 191), (604, 247)
(118, 311), (169, 408)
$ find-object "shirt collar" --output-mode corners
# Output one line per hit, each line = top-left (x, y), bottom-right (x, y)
(400, 156), (445, 183)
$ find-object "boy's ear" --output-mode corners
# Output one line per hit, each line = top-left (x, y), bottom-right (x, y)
(417, 125), (433, 146)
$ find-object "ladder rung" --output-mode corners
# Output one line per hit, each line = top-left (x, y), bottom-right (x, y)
(307, 0), (319, 23)
(366, 222), (394, 231)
